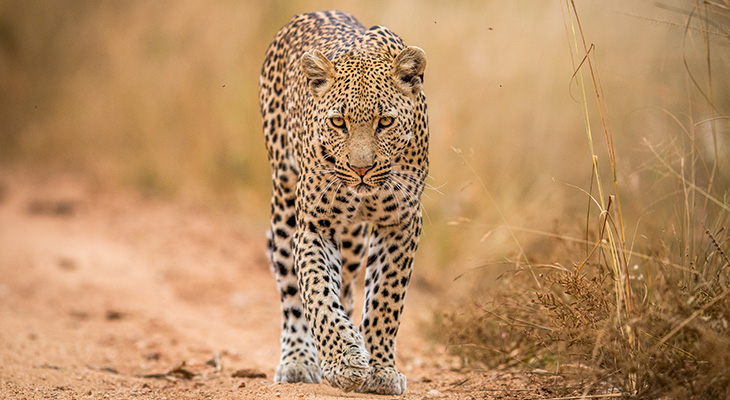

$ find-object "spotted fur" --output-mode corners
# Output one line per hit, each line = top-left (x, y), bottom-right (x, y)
(259, 10), (428, 395)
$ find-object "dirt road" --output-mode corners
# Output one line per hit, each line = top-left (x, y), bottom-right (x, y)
(0, 171), (562, 399)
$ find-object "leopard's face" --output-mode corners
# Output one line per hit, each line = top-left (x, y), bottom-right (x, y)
(317, 63), (416, 194)
(302, 47), (426, 195)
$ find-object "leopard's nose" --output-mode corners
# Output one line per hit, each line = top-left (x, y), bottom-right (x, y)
(349, 163), (374, 177)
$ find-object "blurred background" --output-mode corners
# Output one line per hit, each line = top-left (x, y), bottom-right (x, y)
(1, 0), (728, 290)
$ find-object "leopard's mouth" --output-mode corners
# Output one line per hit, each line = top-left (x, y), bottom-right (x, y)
(354, 182), (378, 195)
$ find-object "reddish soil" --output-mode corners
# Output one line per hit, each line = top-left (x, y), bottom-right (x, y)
(0, 170), (565, 399)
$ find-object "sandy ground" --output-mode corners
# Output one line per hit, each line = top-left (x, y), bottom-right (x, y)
(0, 170), (568, 399)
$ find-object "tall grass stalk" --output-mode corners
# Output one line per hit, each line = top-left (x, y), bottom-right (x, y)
(562, 0), (636, 392)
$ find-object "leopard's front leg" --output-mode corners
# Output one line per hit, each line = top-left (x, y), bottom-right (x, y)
(293, 224), (370, 392)
(356, 214), (421, 395)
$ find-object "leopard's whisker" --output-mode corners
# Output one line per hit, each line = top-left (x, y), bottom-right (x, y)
(390, 170), (442, 195)
(329, 181), (344, 210)
(390, 166), (442, 189)
(391, 173), (432, 202)
(389, 176), (432, 224)
(313, 175), (341, 211)
(389, 175), (415, 204)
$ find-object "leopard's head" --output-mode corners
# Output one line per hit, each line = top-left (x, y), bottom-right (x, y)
(301, 43), (426, 195)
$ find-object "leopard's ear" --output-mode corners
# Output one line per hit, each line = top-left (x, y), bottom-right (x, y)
(301, 50), (336, 99)
(393, 46), (426, 97)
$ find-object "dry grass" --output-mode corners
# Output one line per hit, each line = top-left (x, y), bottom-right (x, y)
(436, 1), (730, 398)
(438, 230), (730, 397)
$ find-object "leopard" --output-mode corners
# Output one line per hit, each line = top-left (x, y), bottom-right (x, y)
(258, 10), (428, 395)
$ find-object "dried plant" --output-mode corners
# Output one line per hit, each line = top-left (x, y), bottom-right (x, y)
(436, 1), (730, 398)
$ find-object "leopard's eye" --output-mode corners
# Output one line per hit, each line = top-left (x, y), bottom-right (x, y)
(378, 116), (394, 129)
(330, 116), (346, 129)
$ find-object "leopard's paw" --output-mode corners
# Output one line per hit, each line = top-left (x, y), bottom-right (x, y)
(356, 366), (407, 395)
(274, 360), (321, 384)
(321, 345), (370, 392)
